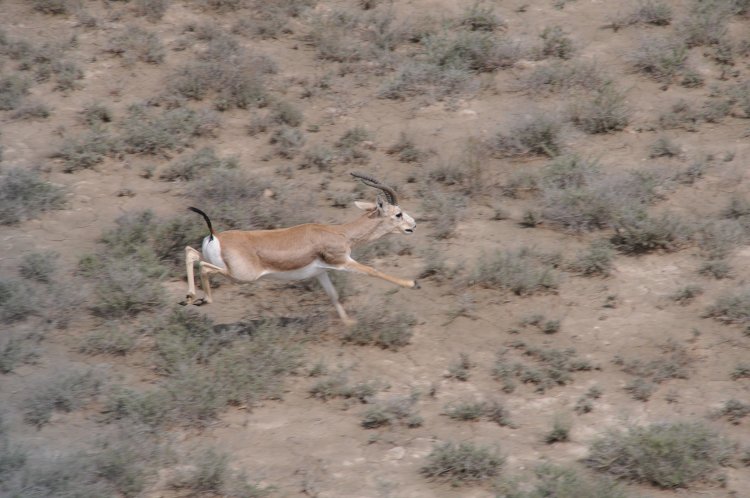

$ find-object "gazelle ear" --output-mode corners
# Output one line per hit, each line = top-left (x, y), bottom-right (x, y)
(376, 194), (386, 211)
(354, 201), (377, 211)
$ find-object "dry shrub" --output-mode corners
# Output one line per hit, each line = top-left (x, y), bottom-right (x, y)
(120, 105), (220, 154)
(425, 30), (521, 72)
(421, 441), (504, 485)
(168, 33), (275, 110)
(629, 37), (688, 82)
(525, 60), (607, 94)
(106, 25), (165, 65)
(189, 169), (306, 230)
(489, 113), (563, 157)
(471, 248), (559, 295)
(0, 75), (30, 110)
(159, 147), (237, 182)
(21, 370), (101, 427)
(0, 167), (66, 225)
(343, 300), (417, 350)
(570, 84), (630, 134)
(586, 421), (732, 488)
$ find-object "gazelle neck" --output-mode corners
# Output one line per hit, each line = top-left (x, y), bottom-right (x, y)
(339, 211), (390, 247)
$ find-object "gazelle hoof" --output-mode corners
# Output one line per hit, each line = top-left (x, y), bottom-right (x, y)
(193, 298), (208, 306)
(412, 280), (421, 289)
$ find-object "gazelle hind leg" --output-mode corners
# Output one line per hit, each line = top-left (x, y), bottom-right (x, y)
(316, 271), (355, 326)
(198, 261), (227, 305)
(183, 246), (202, 305)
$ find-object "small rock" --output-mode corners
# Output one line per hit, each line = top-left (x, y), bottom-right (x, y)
(384, 446), (405, 461)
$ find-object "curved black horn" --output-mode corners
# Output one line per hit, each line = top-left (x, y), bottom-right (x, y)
(350, 172), (398, 205)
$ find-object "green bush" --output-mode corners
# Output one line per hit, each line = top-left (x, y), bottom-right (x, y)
(0, 167), (66, 225)
(586, 421), (732, 488)
(420, 441), (504, 485)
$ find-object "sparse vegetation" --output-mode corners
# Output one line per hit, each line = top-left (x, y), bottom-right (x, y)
(2, 2), (750, 496)
(19, 251), (58, 283)
(343, 301), (416, 350)
(717, 399), (750, 424)
(447, 352), (473, 381)
(420, 441), (504, 485)
(570, 240), (614, 276)
(21, 370), (101, 427)
(630, 37), (688, 82)
(489, 113), (563, 157)
(705, 286), (750, 324)
(586, 421), (732, 488)
(0, 167), (66, 225)
(160, 147), (237, 181)
(120, 105), (220, 154)
(471, 248), (559, 295)
(107, 25), (165, 65)
(544, 415), (572, 443)
(570, 84), (630, 134)
(361, 393), (423, 428)
(538, 26), (575, 60)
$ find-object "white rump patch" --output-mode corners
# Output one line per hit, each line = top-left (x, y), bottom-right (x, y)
(201, 236), (227, 270)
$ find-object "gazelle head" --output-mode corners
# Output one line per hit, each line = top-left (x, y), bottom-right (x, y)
(351, 172), (416, 234)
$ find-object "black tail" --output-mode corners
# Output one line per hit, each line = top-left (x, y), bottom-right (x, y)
(188, 206), (214, 240)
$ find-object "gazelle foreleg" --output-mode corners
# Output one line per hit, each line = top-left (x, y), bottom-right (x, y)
(316, 271), (355, 326)
(341, 259), (419, 289)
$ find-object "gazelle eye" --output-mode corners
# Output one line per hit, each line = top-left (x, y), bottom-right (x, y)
(396, 212), (403, 218)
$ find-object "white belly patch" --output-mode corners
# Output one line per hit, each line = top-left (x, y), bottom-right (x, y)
(201, 236), (227, 270)
(263, 260), (327, 281)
